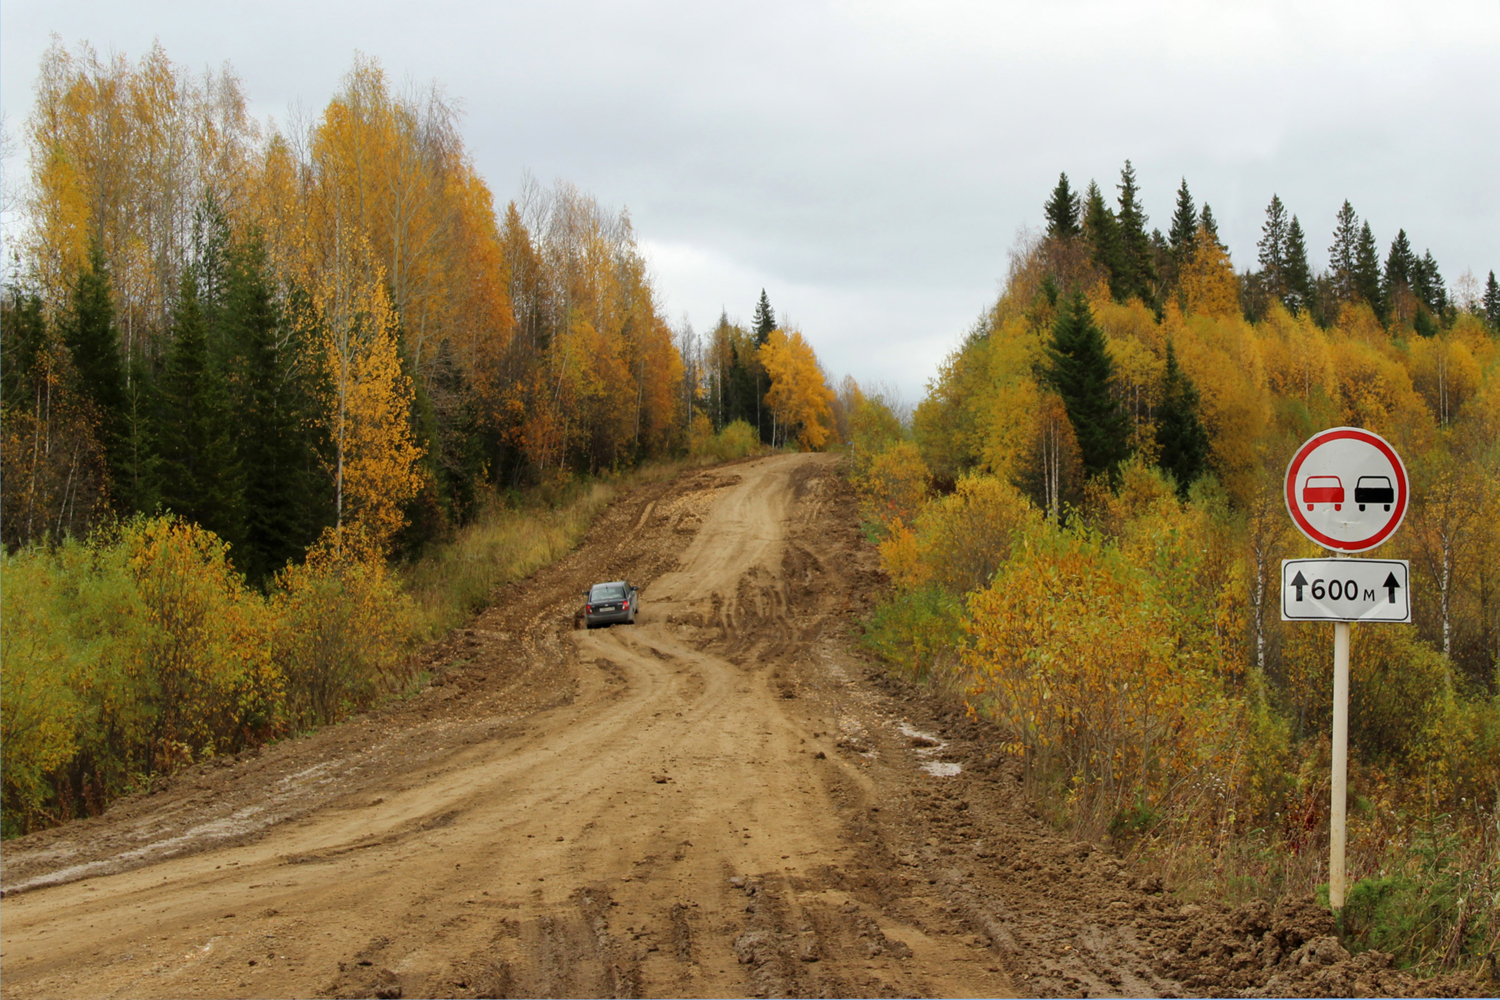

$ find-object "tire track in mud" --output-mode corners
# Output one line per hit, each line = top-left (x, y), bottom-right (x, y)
(2, 453), (1213, 1000)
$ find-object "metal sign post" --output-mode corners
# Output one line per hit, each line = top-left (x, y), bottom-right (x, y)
(1282, 427), (1410, 915)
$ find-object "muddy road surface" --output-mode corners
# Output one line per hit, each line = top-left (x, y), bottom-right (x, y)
(6, 453), (1446, 1000)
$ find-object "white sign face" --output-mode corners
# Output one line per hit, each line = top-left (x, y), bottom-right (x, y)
(1284, 427), (1408, 552)
(1281, 558), (1410, 623)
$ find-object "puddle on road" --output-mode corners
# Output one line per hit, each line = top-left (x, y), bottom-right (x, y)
(920, 761), (963, 777)
(898, 723), (963, 778)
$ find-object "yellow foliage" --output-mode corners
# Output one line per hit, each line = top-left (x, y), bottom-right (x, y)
(273, 525), (420, 728)
(759, 328), (835, 450)
(1407, 334), (1482, 427)
(296, 230), (425, 543)
(856, 441), (930, 529)
(1179, 230), (1240, 320)
(0, 550), (84, 831)
(1326, 337), (1434, 452)
(913, 475), (1037, 594)
(877, 520), (929, 591)
(118, 517), (282, 766)
(962, 524), (1245, 828)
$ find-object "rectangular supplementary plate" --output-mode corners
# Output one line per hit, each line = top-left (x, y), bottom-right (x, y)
(1280, 558), (1410, 623)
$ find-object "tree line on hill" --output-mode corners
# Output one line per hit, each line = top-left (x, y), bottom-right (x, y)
(847, 165), (1498, 973)
(1041, 164), (1499, 333)
(0, 41), (839, 580)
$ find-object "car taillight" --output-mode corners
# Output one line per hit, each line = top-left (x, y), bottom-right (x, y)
(586, 604), (593, 612)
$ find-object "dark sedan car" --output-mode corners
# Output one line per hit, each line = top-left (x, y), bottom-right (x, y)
(584, 580), (637, 627)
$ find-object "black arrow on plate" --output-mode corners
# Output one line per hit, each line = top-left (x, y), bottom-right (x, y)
(1290, 570), (1308, 601)
(1383, 572), (1401, 603)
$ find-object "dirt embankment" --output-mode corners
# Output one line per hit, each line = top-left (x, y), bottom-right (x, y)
(1, 454), (1487, 999)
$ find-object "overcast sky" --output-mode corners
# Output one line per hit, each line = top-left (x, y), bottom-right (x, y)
(4, 1), (1498, 402)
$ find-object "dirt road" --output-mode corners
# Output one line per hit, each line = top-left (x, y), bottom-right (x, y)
(6, 454), (1423, 999)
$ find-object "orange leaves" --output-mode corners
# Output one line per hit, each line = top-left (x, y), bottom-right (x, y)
(23, 39), (257, 335)
(300, 232), (424, 543)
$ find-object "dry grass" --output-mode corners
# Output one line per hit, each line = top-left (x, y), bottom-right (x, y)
(401, 461), (686, 637)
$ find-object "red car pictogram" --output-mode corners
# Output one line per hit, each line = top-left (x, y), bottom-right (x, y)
(1303, 475), (1344, 511)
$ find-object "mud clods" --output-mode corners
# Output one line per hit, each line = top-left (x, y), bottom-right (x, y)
(1138, 896), (1489, 997)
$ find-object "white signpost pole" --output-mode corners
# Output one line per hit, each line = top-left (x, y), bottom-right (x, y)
(1282, 426), (1410, 918)
(1329, 618), (1350, 909)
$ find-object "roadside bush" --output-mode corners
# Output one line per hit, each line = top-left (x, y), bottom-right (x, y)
(689, 418), (759, 463)
(274, 526), (420, 729)
(1343, 814), (1500, 973)
(0, 546), (85, 835)
(854, 440), (929, 531)
(914, 474), (1035, 593)
(862, 585), (966, 682)
(116, 517), (283, 771)
(0, 517), (286, 833)
(962, 521), (1248, 836)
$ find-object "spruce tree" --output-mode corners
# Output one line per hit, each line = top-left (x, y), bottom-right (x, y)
(155, 270), (246, 549)
(1384, 229), (1416, 296)
(1414, 251), (1446, 314)
(1154, 339), (1210, 497)
(1198, 204), (1220, 243)
(1354, 221), (1384, 319)
(1484, 271), (1500, 329)
(1257, 195), (1290, 301)
(1, 292), (49, 403)
(1168, 179), (1198, 260)
(1041, 291), (1129, 480)
(1329, 200), (1360, 303)
(1283, 216), (1313, 317)
(192, 193), (232, 323)
(220, 239), (323, 582)
(1115, 160), (1157, 306)
(751, 289), (777, 345)
(60, 240), (130, 503)
(1082, 181), (1125, 300)
(1043, 172), (1082, 239)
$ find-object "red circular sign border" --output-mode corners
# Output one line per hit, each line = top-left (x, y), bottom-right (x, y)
(1284, 427), (1408, 553)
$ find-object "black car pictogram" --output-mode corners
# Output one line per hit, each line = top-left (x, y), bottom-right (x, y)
(1354, 475), (1394, 512)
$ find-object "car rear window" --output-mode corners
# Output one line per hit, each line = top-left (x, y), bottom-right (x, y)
(590, 584), (625, 600)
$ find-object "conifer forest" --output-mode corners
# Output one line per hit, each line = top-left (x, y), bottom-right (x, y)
(3, 39), (1498, 980)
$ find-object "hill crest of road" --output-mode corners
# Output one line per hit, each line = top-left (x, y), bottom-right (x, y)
(2, 454), (1458, 999)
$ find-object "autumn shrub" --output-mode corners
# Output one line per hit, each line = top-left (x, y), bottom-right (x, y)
(862, 586), (967, 682)
(687, 411), (716, 459)
(914, 475), (1035, 593)
(1, 517), (284, 833)
(1, 545), (86, 834)
(273, 526), (420, 728)
(961, 522), (1251, 837)
(853, 440), (929, 532)
(714, 419), (759, 460)
(1342, 812), (1500, 973)
(687, 418), (759, 463)
(845, 391), (904, 478)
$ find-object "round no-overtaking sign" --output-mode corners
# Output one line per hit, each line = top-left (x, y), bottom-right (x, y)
(1284, 427), (1408, 553)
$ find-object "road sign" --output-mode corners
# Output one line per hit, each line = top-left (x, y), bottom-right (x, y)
(1281, 558), (1410, 623)
(1284, 427), (1408, 552)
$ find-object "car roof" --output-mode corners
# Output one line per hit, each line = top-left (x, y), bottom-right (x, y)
(590, 580), (628, 588)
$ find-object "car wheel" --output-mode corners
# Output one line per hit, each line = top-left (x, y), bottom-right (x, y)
(1359, 504), (1366, 511)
